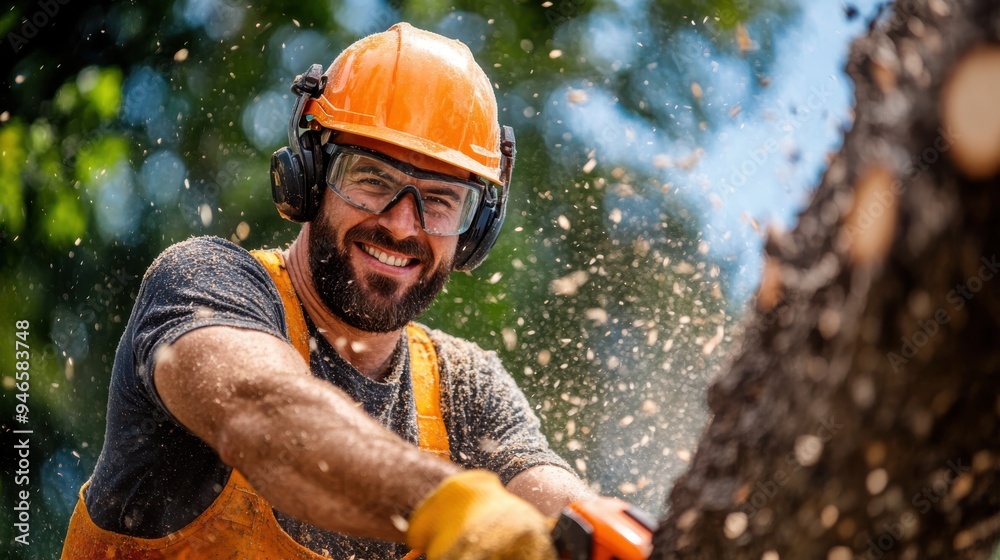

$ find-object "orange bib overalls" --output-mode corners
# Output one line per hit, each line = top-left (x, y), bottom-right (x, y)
(61, 249), (449, 559)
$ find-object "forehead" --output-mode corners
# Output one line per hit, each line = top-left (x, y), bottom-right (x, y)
(334, 132), (471, 180)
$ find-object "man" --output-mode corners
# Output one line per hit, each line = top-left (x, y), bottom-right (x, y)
(61, 23), (592, 559)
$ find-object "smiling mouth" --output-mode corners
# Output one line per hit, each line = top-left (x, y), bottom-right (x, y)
(361, 243), (414, 268)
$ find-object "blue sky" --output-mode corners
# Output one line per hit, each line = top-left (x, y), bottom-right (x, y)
(546, 0), (884, 303)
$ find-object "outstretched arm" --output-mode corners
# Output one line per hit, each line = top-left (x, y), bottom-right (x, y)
(507, 464), (596, 517)
(154, 325), (459, 541)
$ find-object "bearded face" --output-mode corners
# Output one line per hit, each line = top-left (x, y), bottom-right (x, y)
(307, 213), (452, 333)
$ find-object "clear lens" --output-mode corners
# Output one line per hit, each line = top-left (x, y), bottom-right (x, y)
(327, 147), (482, 236)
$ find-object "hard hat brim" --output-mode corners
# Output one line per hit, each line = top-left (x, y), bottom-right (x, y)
(310, 118), (502, 186)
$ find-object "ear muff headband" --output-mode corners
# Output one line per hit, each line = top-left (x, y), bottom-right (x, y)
(269, 64), (327, 222)
(453, 125), (515, 271)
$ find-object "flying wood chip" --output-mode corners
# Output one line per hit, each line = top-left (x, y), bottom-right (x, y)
(691, 81), (703, 100)
(842, 164), (898, 265)
(756, 255), (783, 312)
(735, 24), (755, 56)
(550, 270), (589, 296)
(870, 58), (898, 94)
(941, 46), (1000, 180)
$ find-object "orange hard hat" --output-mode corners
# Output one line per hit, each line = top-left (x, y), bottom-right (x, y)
(304, 23), (503, 185)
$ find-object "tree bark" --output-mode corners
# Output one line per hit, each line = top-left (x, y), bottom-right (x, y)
(653, 0), (1000, 559)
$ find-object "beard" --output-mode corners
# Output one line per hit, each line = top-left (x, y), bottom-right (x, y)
(307, 216), (451, 333)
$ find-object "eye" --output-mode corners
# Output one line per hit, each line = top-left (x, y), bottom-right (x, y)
(348, 171), (394, 192)
(421, 185), (465, 210)
(423, 195), (456, 210)
(361, 176), (391, 188)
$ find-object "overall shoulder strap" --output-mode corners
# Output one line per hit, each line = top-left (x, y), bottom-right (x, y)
(250, 249), (450, 460)
(250, 249), (310, 363)
(406, 324), (452, 461)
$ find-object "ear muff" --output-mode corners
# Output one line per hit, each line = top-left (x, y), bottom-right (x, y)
(453, 126), (515, 271)
(270, 64), (327, 222)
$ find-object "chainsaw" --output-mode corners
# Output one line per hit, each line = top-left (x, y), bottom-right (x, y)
(551, 497), (656, 560)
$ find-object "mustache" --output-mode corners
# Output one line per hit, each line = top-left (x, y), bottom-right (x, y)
(343, 224), (433, 262)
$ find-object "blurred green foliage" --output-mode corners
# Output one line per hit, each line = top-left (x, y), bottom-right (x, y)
(0, 0), (793, 556)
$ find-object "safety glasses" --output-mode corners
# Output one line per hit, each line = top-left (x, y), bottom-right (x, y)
(326, 145), (485, 236)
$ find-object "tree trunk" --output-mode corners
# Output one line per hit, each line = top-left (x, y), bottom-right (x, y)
(652, 0), (1000, 559)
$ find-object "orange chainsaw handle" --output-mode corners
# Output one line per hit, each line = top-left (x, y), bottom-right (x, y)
(552, 497), (656, 560)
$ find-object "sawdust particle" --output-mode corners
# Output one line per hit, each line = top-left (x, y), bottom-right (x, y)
(940, 46), (1000, 179)
(842, 164), (897, 265)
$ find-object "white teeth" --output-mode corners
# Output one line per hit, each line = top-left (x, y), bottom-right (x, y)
(364, 245), (412, 267)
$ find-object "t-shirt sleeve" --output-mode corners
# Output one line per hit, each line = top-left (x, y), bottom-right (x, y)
(433, 331), (574, 484)
(130, 237), (289, 417)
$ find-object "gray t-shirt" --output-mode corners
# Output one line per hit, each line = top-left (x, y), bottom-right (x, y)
(84, 236), (571, 558)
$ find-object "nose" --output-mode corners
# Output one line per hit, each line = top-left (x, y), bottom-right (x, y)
(376, 190), (423, 238)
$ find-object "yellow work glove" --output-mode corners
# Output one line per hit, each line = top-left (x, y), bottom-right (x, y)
(406, 470), (557, 560)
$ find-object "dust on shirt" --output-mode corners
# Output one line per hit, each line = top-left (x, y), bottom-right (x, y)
(84, 236), (571, 559)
